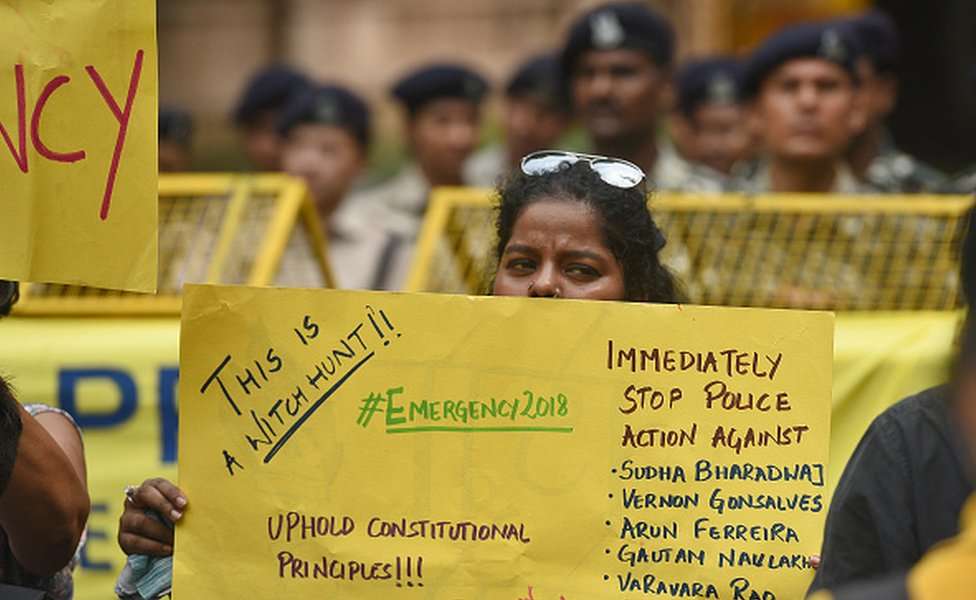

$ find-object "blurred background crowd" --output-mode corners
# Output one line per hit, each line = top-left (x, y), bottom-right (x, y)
(156, 0), (976, 292)
(158, 0), (976, 177)
(7, 3), (976, 599)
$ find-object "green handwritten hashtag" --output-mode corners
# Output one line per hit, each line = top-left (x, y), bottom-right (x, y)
(356, 392), (385, 428)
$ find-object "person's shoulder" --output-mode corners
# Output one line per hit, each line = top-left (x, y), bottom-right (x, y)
(353, 165), (429, 216)
(675, 167), (729, 193)
(865, 150), (949, 193)
(653, 152), (728, 193)
(343, 176), (425, 240)
(464, 145), (506, 188)
(22, 404), (81, 433)
(865, 385), (960, 457)
(876, 385), (949, 425)
(948, 165), (976, 194)
(330, 195), (381, 239)
(346, 170), (408, 205)
(727, 165), (766, 194)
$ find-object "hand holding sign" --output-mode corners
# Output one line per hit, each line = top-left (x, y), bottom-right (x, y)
(176, 286), (832, 599)
(0, 1), (156, 291)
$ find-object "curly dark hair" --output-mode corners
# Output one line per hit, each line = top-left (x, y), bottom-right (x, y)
(0, 375), (23, 497)
(494, 161), (683, 303)
(0, 280), (18, 318)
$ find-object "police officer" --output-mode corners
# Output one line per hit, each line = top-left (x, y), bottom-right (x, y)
(670, 57), (754, 183)
(159, 107), (193, 173)
(232, 65), (310, 171)
(351, 63), (489, 290)
(841, 11), (948, 193)
(277, 85), (385, 290)
(560, 2), (723, 192)
(735, 21), (872, 193)
(465, 53), (570, 187)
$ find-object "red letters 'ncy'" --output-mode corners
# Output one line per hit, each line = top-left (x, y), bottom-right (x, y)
(0, 49), (145, 221)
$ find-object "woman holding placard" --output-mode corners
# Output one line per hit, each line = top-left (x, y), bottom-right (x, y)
(491, 150), (681, 303)
(114, 150), (682, 595)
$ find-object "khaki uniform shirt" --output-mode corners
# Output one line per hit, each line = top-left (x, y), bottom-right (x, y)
(323, 199), (397, 290)
(651, 140), (728, 193)
(949, 166), (976, 195)
(862, 133), (949, 193)
(344, 165), (431, 291)
(732, 161), (875, 195)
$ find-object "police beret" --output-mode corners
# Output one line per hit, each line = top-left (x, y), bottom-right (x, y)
(233, 65), (310, 126)
(159, 107), (194, 147)
(391, 64), (489, 114)
(277, 85), (371, 149)
(561, 2), (675, 76)
(842, 10), (899, 74)
(676, 57), (742, 117)
(742, 22), (862, 97)
(505, 53), (568, 112)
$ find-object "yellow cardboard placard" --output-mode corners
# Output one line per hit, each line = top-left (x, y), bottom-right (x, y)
(176, 285), (833, 599)
(0, 1), (157, 292)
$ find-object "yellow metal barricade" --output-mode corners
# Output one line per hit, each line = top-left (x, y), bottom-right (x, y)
(14, 174), (334, 316)
(407, 188), (973, 311)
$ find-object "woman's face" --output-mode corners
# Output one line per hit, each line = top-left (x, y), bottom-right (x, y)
(492, 199), (627, 301)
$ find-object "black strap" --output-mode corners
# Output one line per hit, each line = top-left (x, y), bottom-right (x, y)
(370, 234), (403, 291)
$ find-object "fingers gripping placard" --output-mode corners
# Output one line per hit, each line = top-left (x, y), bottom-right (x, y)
(0, 1), (157, 291)
(177, 285), (833, 600)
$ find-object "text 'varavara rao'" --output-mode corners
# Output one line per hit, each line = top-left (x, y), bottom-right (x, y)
(197, 306), (402, 473)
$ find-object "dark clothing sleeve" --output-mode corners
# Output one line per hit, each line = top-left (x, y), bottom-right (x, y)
(830, 574), (910, 600)
(809, 386), (973, 595)
(809, 407), (918, 592)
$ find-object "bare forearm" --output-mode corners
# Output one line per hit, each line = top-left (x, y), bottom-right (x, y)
(0, 405), (89, 576)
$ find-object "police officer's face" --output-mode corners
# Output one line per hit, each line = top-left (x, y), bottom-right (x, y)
(753, 59), (865, 161)
(572, 50), (670, 144)
(503, 96), (568, 166)
(692, 103), (753, 175)
(282, 124), (365, 218)
(493, 199), (626, 301)
(242, 111), (284, 171)
(409, 98), (480, 185)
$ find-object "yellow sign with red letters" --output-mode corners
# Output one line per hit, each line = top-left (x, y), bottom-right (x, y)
(0, 1), (157, 291)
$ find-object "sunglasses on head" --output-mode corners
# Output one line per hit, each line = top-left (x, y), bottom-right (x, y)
(520, 150), (646, 189)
